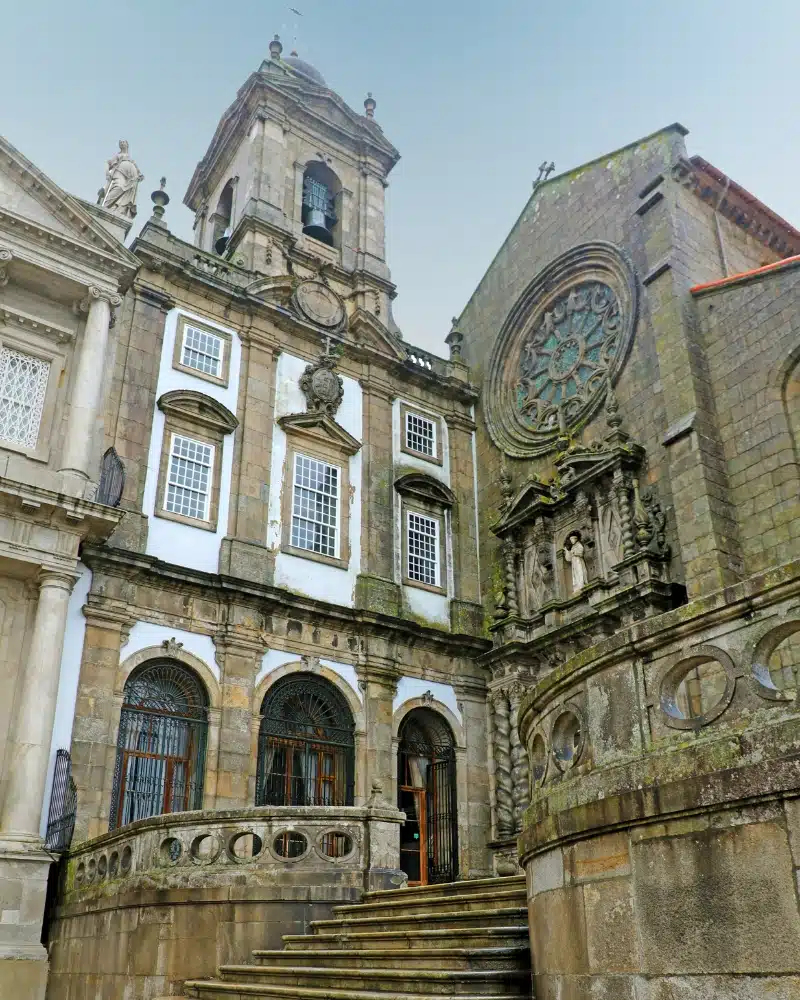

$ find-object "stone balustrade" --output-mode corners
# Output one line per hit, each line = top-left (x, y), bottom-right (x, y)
(63, 803), (405, 901)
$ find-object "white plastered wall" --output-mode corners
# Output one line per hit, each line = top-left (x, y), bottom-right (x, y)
(142, 308), (242, 574)
(392, 399), (452, 626)
(393, 677), (462, 724)
(267, 352), (362, 606)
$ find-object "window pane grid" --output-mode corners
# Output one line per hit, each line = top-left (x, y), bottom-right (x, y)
(408, 512), (439, 587)
(165, 436), (212, 521)
(406, 412), (435, 457)
(291, 455), (339, 558)
(0, 348), (50, 449)
(182, 325), (222, 378)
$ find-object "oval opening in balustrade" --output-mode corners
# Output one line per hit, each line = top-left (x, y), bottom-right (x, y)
(97, 855), (108, 879)
(160, 837), (183, 865)
(75, 862), (85, 884)
(273, 831), (308, 859)
(754, 628), (800, 700)
(229, 831), (263, 863)
(661, 654), (732, 728)
(320, 831), (353, 859)
(87, 858), (96, 881)
(530, 733), (548, 785)
(120, 845), (132, 873)
(190, 834), (220, 865)
(109, 851), (119, 878)
(551, 710), (583, 769)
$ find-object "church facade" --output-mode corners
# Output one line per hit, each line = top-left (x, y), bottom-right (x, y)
(0, 36), (799, 1000)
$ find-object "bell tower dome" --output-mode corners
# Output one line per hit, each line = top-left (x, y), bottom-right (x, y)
(183, 36), (400, 290)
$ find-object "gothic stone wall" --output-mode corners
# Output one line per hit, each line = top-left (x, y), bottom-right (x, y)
(518, 560), (800, 998)
(457, 124), (779, 602)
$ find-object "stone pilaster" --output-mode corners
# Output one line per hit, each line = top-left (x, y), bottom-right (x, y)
(213, 628), (264, 809)
(444, 411), (480, 605)
(70, 604), (130, 843)
(358, 662), (397, 807)
(60, 286), (122, 482)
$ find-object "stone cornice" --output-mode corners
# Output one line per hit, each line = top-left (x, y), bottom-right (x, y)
(80, 543), (491, 660)
(0, 302), (75, 344)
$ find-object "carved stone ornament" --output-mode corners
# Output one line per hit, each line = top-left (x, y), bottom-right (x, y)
(299, 353), (344, 417)
(0, 247), (12, 288)
(293, 279), (346, 330)
(484, 242), (638, 458)
(161, 637), (184, 656)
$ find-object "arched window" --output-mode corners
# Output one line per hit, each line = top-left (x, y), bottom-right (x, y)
(301, 161), (341, 248)
(110, 660), (208, 830)
(256, 674), (355, 806)
(398, 708), (458, 885)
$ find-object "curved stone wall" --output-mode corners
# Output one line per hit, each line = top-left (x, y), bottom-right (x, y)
(47, 804), (404, 999)
(518, 561), (800, 998)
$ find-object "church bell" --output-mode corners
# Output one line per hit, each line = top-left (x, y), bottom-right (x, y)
(302, 175), (336, 246)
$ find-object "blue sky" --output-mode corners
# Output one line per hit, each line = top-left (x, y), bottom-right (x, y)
(4, 1), (799, 353)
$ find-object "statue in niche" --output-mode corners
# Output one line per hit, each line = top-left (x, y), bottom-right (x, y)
(564, 532), (588, 593)
(99, 139), (144, 219)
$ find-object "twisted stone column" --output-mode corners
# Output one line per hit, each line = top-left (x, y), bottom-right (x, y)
(491, 690), (514, 838)
(509, 684), (530, 834)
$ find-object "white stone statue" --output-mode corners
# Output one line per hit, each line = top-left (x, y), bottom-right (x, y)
(99, 140), (144, 219)
(564, 533), (587, 592)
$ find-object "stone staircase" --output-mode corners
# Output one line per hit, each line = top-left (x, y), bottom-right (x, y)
(183, 874), (531, 1000)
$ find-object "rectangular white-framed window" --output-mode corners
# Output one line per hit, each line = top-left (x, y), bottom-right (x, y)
(291, 453), (340, 559)
(407, 510), (439, 588)
(0, 347), (51, 450)
(181, 324), (224, 379)
(405, 411), (436, 458)
(164, 434), (214, 522)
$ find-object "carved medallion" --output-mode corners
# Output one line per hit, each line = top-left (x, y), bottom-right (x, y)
(485, 242), (638, 458)
(299, 354), (344, 416)
(293, 280), (345, 330)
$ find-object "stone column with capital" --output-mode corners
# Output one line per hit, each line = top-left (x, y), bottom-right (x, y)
(214, 629), (264, 810)
(1, 570), (76, 840)
(0, 570), (75, 1000)
(60, 286), (121, 482)
(490, 688), (515, 839)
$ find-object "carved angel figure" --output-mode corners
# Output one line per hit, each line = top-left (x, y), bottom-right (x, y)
(564, 533), (587, 592)
(100, 140), (144, 220)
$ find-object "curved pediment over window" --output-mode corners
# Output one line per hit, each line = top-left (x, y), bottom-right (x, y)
(394, 473), (455, 508)
(157, 390), (238, 435)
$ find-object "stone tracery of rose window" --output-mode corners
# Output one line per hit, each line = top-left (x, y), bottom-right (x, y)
(516, 282), (621, 433)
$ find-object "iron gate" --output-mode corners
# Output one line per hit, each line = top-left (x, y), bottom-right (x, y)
(398, 738), (459, 884)
(45, 749), (76, 852)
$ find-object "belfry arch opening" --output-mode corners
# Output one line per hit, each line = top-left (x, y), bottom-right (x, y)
(301, 161), (341, 248)
(211, 179), (235, 254)
(397, 707), (459, 885)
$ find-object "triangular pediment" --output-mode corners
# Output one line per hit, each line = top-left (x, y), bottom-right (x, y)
(349, 308), (405, 361)
(278, 411), (361, 456)
(0, 136), (139, 270)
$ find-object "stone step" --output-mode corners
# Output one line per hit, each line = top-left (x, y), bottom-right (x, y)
(214, 966), (530, 996)
(362, 875), (526, 904)
(282, 926), (530, 952)
(250, 947), (529, 971)
(331, 888), (526, 920)
(185, 985), (524, 1000)
(309, 906), (528, 935)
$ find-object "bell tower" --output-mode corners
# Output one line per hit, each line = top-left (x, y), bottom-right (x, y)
(184, 36), (400, 296)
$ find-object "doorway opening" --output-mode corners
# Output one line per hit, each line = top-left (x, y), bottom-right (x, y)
(397, 708), (458, 885)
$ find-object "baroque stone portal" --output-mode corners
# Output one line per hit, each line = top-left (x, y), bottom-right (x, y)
(484, 242), (638, 457)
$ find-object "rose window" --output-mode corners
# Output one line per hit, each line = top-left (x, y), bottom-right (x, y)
(517, 282), (620, 432)
(484, 242), (638, 458)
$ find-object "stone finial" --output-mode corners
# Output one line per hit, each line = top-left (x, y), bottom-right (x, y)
(269, 34), (283, 59)
(150, 177), (170, 227)
(605, 377), (622, 429)
(445, 317), (464, 360)
(499, 467), (514, 511)
(364, 92), (376, 119)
